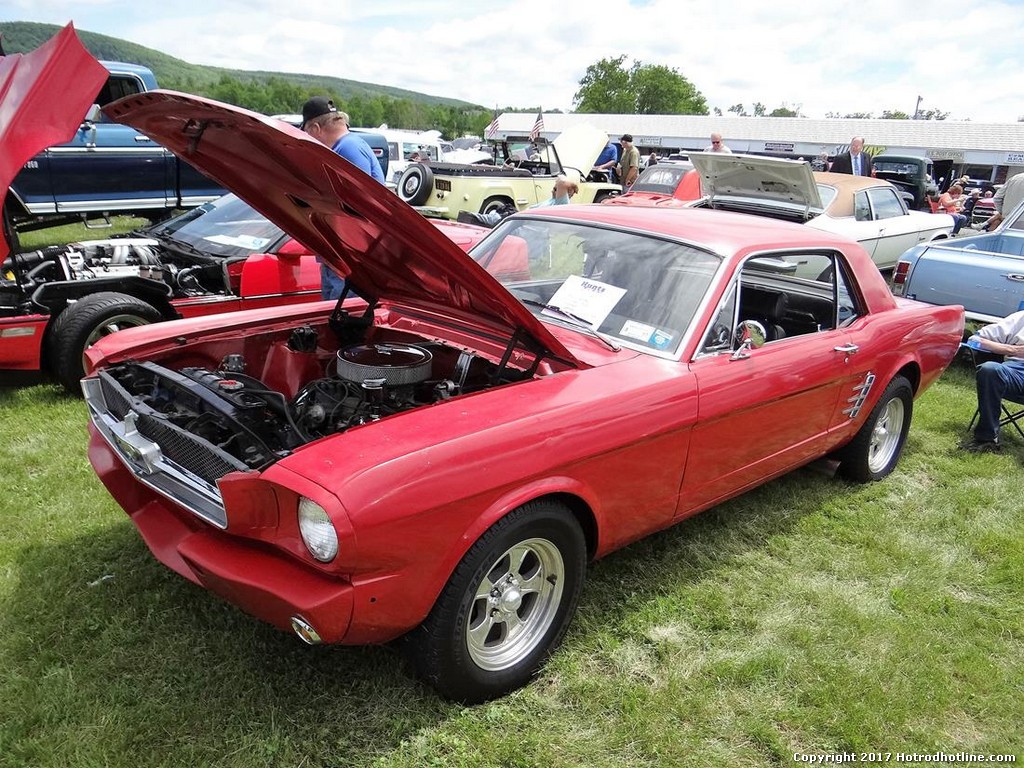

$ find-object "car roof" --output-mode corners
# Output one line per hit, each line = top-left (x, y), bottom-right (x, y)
(521, 203), (859, 256)
(813, 172), (900, 218)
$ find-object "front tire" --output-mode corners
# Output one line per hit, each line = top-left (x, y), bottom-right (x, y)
(837, 375), (913, 482)
(49, 292), (162, 394)
(408, 500), (586, 703)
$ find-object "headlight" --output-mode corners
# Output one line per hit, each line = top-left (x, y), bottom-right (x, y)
(298, 497), (338, 562)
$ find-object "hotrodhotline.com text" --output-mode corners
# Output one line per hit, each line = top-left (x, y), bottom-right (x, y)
(793, 753), (1017, 764)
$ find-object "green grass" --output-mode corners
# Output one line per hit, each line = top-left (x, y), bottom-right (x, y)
(0, 363), (1022, 767)
(16, 216), (148, 251)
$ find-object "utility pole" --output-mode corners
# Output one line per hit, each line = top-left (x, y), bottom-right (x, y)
(913, 95), (923, 120)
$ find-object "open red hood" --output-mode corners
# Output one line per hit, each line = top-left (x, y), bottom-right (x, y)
(0, 24), (108, 260)
(102, 91), (579, 365)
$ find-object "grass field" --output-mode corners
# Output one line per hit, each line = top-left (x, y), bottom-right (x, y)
(1, 221), (1021, 766)
(0, 363), (1021, 767)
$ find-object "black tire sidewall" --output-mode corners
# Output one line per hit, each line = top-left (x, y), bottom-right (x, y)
(480, 197), (513, 216)
(49, 292), (162, 393)
(398, 163), (433, 205)
(838, 375), (913, 482)
(410, 500), (586, 703)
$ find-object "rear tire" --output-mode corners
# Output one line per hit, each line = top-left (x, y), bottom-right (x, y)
(480, 196), (515, 217)
(836, 375), (913, 482)
(407, 499), (586, 703)
(49, 292), (162, 394)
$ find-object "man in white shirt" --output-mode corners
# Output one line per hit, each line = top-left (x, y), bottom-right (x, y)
(704, 132), (732, 153)
(962, 309), (1024, 452)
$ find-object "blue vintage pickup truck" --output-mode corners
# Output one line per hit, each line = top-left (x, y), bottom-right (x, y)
(893, 199), (1024, 323)
(5, 62), (389, 231)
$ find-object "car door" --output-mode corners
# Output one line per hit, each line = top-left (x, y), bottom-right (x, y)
(44, 72), (176, 213)
(678, 250), (864, 514)
(864, 186), (920, 270)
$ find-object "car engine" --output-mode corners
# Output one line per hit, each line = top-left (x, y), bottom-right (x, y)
(1, 237), (228, 314)
(94, 326), (518, 472)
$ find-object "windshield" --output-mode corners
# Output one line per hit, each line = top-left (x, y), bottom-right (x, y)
(151, 194), (285, 258)
(471, 217), (721, 354)
(874, 161), (923, 177)
(632, 164), (694, 195)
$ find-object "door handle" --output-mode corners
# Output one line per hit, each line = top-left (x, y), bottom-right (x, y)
(833, 343), (859, 354)
(1003, 273), (1024, 283)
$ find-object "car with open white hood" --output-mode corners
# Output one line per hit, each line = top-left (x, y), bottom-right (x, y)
(80, 64), (963, 704)
(394, 124), (621, 219)
(609, 153), (955, 272)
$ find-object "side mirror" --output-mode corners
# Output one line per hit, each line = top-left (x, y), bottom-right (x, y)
(276, 238), (310, 258)
(730, 320), (766, 360)
(80, 104), (101, 148)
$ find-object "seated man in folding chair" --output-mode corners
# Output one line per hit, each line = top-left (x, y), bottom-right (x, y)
(962, 308), (1024, 453)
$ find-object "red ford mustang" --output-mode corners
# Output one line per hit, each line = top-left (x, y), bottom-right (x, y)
(78, 54), (963, 702)
(0, 27), (486, 392)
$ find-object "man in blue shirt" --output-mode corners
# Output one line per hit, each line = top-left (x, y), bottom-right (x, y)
(300, 96), (385, 298)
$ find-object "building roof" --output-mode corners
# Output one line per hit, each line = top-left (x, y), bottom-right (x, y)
(495, 112), (1024, 152)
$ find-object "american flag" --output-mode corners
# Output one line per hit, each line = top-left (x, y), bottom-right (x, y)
(484, 110), (500, 139)
(529, 110), (544, 140)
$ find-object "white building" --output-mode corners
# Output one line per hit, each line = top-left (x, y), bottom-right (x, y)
(494, 112), (1024, 183)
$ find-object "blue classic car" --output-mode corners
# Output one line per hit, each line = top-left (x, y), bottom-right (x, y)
(893, 200), (1024, 323)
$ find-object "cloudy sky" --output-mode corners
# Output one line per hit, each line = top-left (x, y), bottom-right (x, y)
(5, 0), (1024, 123)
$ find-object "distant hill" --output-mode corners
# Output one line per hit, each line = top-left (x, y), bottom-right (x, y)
(0, 21), (482, 110)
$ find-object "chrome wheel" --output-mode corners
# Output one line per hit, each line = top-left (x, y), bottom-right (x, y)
(867, 396), (905, 475)
(466, 537), (565, 671)
(84, 313), (150, 348)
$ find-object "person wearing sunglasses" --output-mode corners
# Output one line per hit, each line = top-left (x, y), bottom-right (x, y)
(704, 132), (732, 153)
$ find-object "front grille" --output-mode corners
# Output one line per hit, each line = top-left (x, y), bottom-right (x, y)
(100, 373), (132, 419)
(136, 412), (247, 486)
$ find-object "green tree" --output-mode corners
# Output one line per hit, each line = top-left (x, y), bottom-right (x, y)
(727, 103), (747, 116)
(769, 105), (800, 117)
(574, 55), (707, 114)
(573, 55), (634, 113)
(631, 63), (708, 114)
(753, 102), (766, 116)
(881, 109), (911, 119)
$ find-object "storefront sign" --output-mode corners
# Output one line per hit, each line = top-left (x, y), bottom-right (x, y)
(1006, 152), (1024, 165)
(926, 148), (965, 161)
(764, 141), (794, 153)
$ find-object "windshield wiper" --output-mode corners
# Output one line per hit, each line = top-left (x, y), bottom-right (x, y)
(520, 299), (620, 351)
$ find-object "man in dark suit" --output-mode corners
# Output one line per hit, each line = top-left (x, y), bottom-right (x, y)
(830, 136), (873, 176)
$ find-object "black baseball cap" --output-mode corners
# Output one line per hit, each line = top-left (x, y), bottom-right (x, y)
(300, 97), (337, 129)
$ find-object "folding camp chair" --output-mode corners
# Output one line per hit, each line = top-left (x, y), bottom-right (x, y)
(963, 344), (1024, 441)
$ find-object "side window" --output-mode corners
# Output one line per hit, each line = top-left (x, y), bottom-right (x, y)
(867, 187), (905, 220)
(93, 74), (145, 123)
(729, 251), (863, 342)
(854, 191), (872, 221)
(835, 257), (861, 328)
(699, 284), (738, 355)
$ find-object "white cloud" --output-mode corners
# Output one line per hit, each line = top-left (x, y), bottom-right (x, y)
(4, 0), (1024, 121)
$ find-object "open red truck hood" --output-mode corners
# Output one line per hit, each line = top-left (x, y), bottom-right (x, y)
(102, 91), (579, 365)
(0, 24), (108, 260)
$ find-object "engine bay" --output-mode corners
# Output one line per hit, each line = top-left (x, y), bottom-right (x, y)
(96, 319), (531, 472)
(1, 237), (232, 315)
